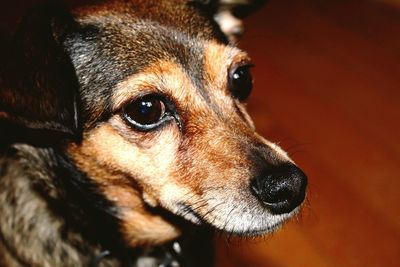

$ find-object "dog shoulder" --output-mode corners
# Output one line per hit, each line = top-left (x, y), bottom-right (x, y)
(0, 145), (122, 267)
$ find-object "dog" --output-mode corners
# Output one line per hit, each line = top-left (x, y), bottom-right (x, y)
(0, 0), (307, 266)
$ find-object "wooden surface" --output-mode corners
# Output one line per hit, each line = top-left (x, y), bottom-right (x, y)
(215, 1), (400, 266)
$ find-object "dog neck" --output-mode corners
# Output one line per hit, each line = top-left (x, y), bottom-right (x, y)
(0, 143), (214, 267)
(0, 143), (194, 267)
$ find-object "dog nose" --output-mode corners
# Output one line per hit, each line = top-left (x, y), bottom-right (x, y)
(250, 164), (307, 214)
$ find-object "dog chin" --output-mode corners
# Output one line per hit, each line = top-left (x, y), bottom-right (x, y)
(218, 210), (297, 237)
(174, 202), (299, 237)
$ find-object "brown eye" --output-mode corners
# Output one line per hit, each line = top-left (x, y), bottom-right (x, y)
(229, 64), (253, 101)
(123, 95), (166, 129)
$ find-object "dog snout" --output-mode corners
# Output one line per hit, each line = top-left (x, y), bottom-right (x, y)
(250, 164), (307, 214)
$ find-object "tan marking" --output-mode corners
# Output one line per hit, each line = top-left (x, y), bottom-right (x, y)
(255, 133), (293, 163)
(203, 42), (250, 91)
(236, 101), (256, 129)
(67, 118), (183, 246)
(113, 61), (204, 113)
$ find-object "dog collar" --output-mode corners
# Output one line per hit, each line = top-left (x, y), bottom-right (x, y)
(92, 241), (183, 267)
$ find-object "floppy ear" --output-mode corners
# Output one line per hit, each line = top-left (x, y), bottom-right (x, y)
(192, 0), (267, 43)
(0, 2), (80, 137)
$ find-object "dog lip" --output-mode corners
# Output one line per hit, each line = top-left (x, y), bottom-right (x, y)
(176, 203), (204, 225)
(235, 222), (283, 237)
(218, 205), (300, 237)
(174, 203), (297, 237)
(227, 211), (295, 237)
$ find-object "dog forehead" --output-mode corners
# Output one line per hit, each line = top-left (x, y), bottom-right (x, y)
(66, 0), (230, 124)
(112, 41), (241, 109)
(73, 0), (224, 42)
(71, 0), (225, 65)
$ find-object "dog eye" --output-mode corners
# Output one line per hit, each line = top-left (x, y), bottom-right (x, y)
(229, 64), (253, 101)
(123, 95), (167, 129)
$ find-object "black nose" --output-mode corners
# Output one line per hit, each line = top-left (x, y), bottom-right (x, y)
(250, 164), (307, 214)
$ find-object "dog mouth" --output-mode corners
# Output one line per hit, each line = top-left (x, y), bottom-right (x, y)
(227, 215), (290, 237)
(173, 202), (297, 237)
(176, 203), (206, 225)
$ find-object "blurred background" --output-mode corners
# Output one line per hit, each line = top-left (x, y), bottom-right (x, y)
(216, 0), (400, 267)
(2, 0), (399, 266)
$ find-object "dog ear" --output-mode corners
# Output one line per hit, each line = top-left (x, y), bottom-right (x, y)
(192, 0), (267, 43)
(0, 2), (80, 137)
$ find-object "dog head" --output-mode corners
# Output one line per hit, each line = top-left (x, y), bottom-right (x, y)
(0, 0), (306, 247)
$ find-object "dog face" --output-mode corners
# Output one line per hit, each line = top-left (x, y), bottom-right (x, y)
(1, 0), (306, 248)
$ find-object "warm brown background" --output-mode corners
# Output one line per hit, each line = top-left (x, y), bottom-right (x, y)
(215, 1), (400, 267)
(2, 0), (399, 266)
